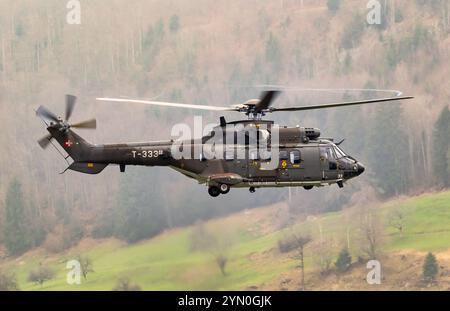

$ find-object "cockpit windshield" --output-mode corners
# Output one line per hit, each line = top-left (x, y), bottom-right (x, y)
(333, 144), (347, 159)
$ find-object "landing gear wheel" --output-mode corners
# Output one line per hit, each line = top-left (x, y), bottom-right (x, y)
(208, 186), (221, 197)
(303, 186), (314, 190)
(249, 187), (256, 193)
(220, 184), (230, 194)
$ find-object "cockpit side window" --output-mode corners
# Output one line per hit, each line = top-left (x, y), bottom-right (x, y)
(327, 148), (335, 160)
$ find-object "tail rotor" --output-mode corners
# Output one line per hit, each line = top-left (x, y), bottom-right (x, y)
(36, 94), (96, 149)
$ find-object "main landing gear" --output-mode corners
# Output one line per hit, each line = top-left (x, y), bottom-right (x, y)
(208, 186), (220, 197)
(208, 184), (231, 197)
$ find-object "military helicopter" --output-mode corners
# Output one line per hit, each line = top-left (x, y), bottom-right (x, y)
(36, 91), (413, 197)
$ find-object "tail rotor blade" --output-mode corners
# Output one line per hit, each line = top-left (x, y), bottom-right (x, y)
(37, 134), (52, 149)
(71, 118), (96, 129)
(65, 94), (77, 121)
(36, 106), (59, 122)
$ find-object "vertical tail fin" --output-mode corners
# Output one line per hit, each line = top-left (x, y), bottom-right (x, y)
(47, 127), (92, 162)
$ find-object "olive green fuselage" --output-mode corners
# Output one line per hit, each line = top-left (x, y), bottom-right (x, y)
(48, 120), (365, 194)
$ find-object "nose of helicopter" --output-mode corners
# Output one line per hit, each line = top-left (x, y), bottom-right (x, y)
(357, 162), (365, 176)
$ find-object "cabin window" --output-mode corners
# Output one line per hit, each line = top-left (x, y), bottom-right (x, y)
(279, 150), (289, 160)
(249, 150), (259, 160)
(290, 150), (301, 164)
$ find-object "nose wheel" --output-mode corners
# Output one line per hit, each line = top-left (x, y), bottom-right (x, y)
(249, 187), (256, 193)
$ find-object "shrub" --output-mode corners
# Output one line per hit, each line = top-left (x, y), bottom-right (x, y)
(28, 265), (54, 286)
(335, 248), (352, 272)
(113, 277), (142, 291)
(0, 270), (19, 291)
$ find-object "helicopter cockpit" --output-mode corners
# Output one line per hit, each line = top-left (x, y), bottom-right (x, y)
(319, 141), (365, 180)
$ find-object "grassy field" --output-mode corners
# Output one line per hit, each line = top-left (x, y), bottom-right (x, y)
(2, 190), (450, 290)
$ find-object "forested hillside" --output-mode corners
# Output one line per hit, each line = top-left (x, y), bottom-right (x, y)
(0, 0), (449, 257)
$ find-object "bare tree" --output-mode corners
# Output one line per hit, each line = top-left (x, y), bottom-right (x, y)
(77, 255), (94, 280)
(388, 208), (405, 236)
(315, 238), (334, 275)
(278, 231), (312, 290)
(190, 222), (233, 276)
(314, 222), (335, 275)
(293, 234), (311, 291)
(358, 206), (385, 260)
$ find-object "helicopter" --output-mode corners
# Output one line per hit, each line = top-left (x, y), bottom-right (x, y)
(36, 91), (413, 197)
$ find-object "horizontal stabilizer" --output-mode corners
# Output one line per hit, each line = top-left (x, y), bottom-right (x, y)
(68, 162), (108, 174)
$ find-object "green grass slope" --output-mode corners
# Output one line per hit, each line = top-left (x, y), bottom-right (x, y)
(2, 191), (450, 291)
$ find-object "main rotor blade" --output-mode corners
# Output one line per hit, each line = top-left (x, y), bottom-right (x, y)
(251, 85), (405, 96)
(36, 106), (59, 122)
(71, 118), (97, 129)
(65, 94), (77, 121)
(37, 134), (52, 149)
(271, 96), (414, 112)
(96, 97), (236, 111)
(255, 90), (281, 112)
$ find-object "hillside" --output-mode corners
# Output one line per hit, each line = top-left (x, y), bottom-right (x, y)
(1, 0), (450, 259)
(2, 190), (450, 291)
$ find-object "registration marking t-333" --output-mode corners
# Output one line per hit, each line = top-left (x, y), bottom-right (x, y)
(131, 150), (163, 158)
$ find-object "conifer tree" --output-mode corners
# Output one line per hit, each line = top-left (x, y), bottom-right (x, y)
(432, 106), (450, 187)
(422, 252), (439, 283)
(3, 178), (31, 256)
